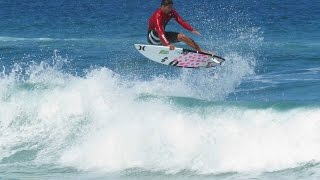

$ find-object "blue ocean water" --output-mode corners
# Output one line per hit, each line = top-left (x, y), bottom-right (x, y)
(0, 0), (319, 179)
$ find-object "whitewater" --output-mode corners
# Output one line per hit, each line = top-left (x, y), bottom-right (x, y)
(1, 55), (320, 179)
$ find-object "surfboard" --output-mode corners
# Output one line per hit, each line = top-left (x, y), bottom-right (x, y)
(134, 44), (225, 68)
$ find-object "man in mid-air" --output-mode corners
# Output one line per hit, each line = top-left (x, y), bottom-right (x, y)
(148, 0), (206, 52)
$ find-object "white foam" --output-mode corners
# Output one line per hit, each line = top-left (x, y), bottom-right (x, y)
(1, 59), (319, 174)
(58, 101), (320, 174)
(132, 52), (255, 100)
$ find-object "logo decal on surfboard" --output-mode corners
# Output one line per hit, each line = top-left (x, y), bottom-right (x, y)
(138, 45), (146, 51)
(161, 57), (168, 63)
(159, 50), (169, 54)
(169, 60), (179, 66)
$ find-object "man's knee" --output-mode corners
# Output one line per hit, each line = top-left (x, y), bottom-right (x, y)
(177, 33), (188, 41)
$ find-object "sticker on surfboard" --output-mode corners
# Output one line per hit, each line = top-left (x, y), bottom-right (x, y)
(134, 44), (225, 68)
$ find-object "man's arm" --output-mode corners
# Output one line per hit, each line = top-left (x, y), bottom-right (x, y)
(172, 9), (194, 31)
(155, 14), (170, 46)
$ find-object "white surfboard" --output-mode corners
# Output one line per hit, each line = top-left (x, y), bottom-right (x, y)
(134, 44), (225, 68)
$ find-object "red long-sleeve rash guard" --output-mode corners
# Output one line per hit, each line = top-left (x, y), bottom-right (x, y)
(148, 8), (194, 46)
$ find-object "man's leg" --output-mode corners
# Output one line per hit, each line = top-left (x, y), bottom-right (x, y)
(177, 33), (203, 52)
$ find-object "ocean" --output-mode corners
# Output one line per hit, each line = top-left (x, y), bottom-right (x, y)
(0, 0), (319, 179)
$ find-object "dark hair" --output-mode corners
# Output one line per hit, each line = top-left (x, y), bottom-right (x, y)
(161, 0), (173, 6)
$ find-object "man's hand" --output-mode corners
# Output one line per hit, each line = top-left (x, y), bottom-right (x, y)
(192, 30), (201, 36)
(169, 44), (175, 50)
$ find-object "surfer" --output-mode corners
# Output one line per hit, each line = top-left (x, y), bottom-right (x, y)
(148, 0), (206, 53)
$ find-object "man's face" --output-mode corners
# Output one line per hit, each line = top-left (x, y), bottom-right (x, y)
(161, 4), (173, 14)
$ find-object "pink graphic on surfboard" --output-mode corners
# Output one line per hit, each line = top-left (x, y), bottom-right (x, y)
(174, 53), (212, 68)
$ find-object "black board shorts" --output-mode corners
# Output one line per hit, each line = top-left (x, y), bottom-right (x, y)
(147, 30), (179, 45)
